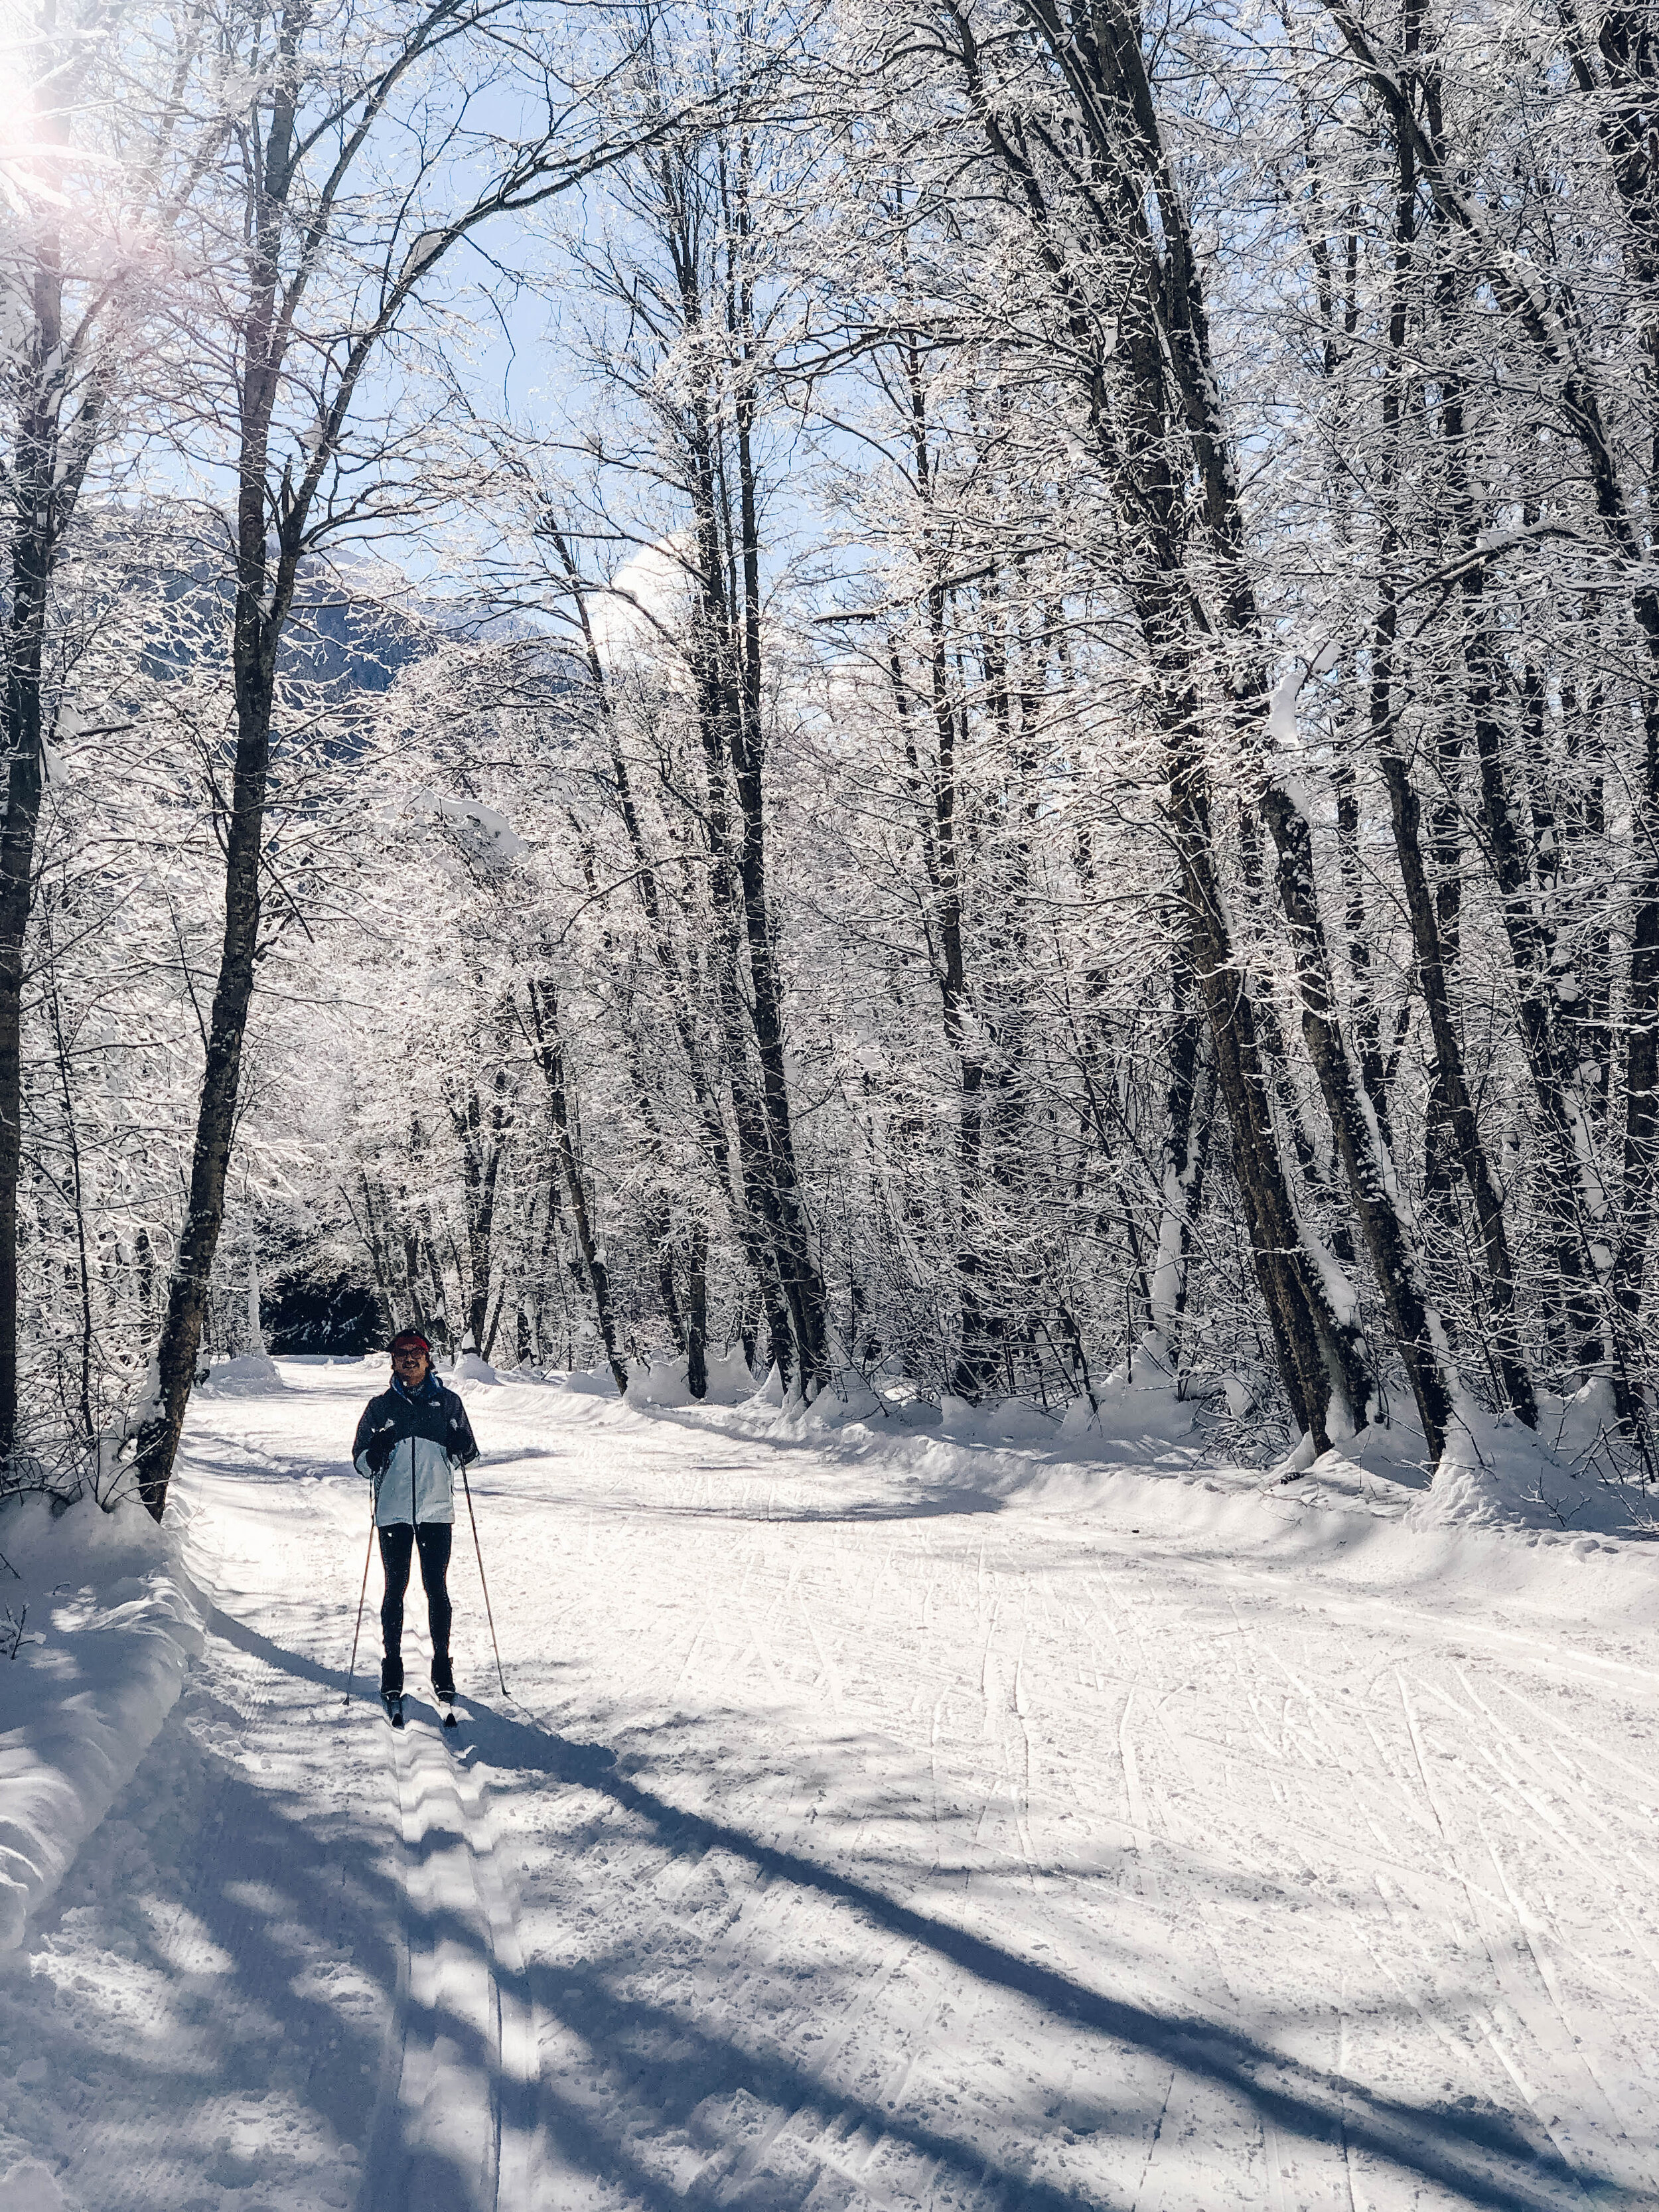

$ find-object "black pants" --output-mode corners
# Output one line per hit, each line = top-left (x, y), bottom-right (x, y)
(378, 1522), (453, 1696)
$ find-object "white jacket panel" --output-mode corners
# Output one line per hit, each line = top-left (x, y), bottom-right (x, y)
(356, 1433), (457, 1526)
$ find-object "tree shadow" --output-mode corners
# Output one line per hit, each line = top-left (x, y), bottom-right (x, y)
(170, 1427), (1644, 2211)
(646, 1487), (1008, 1524)
(455, 1697), (1634, 2211)
(199, 1587), (1630, 2212)
(0, 1691), (467, 2209)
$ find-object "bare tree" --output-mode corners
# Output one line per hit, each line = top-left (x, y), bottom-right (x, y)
(132, 0), (735, 1516)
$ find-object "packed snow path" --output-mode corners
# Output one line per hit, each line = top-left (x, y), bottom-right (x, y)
(0, 1360), (1655, 2212)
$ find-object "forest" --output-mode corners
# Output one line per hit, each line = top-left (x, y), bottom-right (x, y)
(4, 0), (1657, 1520)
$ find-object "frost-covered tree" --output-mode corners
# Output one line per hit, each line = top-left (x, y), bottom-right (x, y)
(125, 0), (762, 1517)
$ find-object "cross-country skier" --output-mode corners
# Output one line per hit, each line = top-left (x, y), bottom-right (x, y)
(351, 1330), (479, 1725)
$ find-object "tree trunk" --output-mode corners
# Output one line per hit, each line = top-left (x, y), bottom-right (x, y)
(127, 0), (618, 1511)
(995, 0), (1469, 1449)
(729, 234), (829, 1391)
(951, 0), (1378, 1447)
(1168, 718), (1374, 1443)
(686, 1220), (709, 1399)
(525, 980), (628, 1394)
(133, 654), (270, 1517)
(133, 33), (299, 1518)
(1323, 0), (1659, 1404)
(1366, 78), (1535, 1426)
(1145, 951), (1210, 1363)
(0, 12), (116, 1470)
(1261, 782), (1458, 1459)
(0, 483), (50, 1466)
(549, 518), (803, 1384)
(1377, 732), (1534, 1423)
(453, 1067), (510, 1357)
(0, 196), (92, 1467)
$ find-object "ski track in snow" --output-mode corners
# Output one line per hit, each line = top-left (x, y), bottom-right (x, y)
(0, 1361), (1652, 2210)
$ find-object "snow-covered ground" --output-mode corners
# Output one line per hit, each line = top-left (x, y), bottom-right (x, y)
(0, 1357), (1654, 2211)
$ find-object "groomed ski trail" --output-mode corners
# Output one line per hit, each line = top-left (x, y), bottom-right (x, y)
(0, 1355), (1653, 2212)
(360, 1698), (538, 2212)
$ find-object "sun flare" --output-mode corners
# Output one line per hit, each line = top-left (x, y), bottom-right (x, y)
(0, 31), (70, 211)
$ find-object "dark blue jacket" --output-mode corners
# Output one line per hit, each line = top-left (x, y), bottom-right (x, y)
(351, 1377), (478, 1526)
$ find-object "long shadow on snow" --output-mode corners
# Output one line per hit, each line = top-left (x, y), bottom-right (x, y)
(192, 1603), (1155, 2211)
(193, 1486), (1628, 2211)
(168, 1754), (524, 2212)
(2, 1692), (463, 2205)
(36, 1600), (538, 2212)
(626, 1486), (1008, 1523)
(192, 1623), (1119, 2212)
(616, 1402), (1210, 1517)
(441, 1459), (1009, 1524)
(453, 1698), (1630, 2212)
(208, 1570), (1626, 2212)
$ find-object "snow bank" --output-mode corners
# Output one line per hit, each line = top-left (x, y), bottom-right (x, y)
(1410, 1420), (1528, 1531)
(626, 1349), (758, 1409)
(484, 1371), (1658, 1653)
(937, 1392), (978, 1438)
(559, 1367), (622, 1398)
(198, 1351), (285, 1396)
(692, 1366), (1659, 1544)
(986, 1397), (1058, 1442)
(484, 1342), (1658, 1545)
(750, 1362), (785, 1408)
(702, 1347), (758, 1403)
(0, 1494), (203, 1953)
(626, 1357), (691, 1410)
(452, 1350), (499, 1384)
(1402, 1405), (1639, 1534)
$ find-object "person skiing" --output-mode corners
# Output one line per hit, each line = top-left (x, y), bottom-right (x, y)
(352, 1329), (479, 1725)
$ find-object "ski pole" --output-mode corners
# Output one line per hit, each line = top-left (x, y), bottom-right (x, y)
(459, 1459), (508, 1697)
(343, 1501), (378, 1708)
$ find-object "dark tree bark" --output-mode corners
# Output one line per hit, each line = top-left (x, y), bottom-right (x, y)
(1364, 56), (1536, 1426)
(524, 980), (629, 1395)
(685, 1220), (709, 1399)
(451, 1066), (511, 1356)
(1324, 0), (1659, 1401)
(133, 506), (277, 1512)
(682, 333), (826, 1388)
(587, 130), (830, 1392)
(883, 321), (1020, 1402)
(727, 154), (829, 1391)
(948, 0), (1381, 1445)
(134, 5), (307, 1515)
(547, 522), (786, 1383)
(1260, 784), (1457, 1457)
(1429, 374), (1609, 1394)
(0, 0), (206, 1467)
(1145, 947), (1211, 1362)
(130, 3), (642, 1515)
(924, 590), (996, 1400)
(0, 172), (103, 1467)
